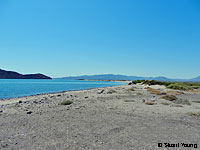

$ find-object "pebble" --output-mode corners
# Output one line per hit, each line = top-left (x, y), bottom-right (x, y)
(27, 111), (33, 114)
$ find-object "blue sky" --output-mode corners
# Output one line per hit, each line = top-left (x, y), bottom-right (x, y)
(0, 0), (200, 78)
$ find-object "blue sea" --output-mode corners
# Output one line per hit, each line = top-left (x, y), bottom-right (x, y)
(0, 79), (125, 99)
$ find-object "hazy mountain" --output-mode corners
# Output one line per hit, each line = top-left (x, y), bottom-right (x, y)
(58, 74), (200, 82)
(0, 69), (51, 79)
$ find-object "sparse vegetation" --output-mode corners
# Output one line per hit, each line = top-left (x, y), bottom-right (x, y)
(146, 87), (167, 95)
(174, 99), (191, 105)
(145, 101), (157, 105)
(167, 83), (192, 91)
(161, 95), (178, 101)
(124, 100), (135, 102)
(166, 90), (184, 95)
(132, 80), (200, 91)
(172, 104), (183, 107)
(187, 112), (200, 117)
(107, 89), (117, 94)
(126, 87), (135, 92)
(59, 100), (73, 105)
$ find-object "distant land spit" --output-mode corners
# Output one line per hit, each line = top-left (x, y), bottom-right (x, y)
(57, 74), (200, 82)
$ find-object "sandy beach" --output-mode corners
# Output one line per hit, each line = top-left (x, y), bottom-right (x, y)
(0, 82), (200, 150)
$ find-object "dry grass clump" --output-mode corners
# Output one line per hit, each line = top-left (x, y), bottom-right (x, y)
(107, 89), (117, 94)
(172, 104), (183, 107)
(126, 87), (135, 92)
(145, 101), (157, 105)
(190, 89), (200, 93)
(187, 112), (200, 117)
(166, 90), (184, 95)
(192, 101), (200, 103)
(160, 102), (170, 105)
(146, 87), (167, 95)
(167, 84), (193, 91)
(59, 100), (73, 105)
(136, 93), (143, 96)
(132, 80), (200, 91)
(124, 100), (135, 102)
(161, 95), (178, 101)
(174, 99), (191, 105)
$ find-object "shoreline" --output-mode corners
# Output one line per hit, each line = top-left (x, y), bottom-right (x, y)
(0, 80), (128, 106)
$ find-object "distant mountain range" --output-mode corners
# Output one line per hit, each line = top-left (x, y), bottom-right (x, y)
(58, 74), (200, 82)
(0, 69), (51, 79)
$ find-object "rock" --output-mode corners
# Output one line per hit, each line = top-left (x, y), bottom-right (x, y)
(85, 96), (88, 99)
(19, 100), (23, 104)
(142, 99), (145, 103)
(27, 111), (33, 114)
(98, 90), (104, 94)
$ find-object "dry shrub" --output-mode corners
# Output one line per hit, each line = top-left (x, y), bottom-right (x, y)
(172, 104), (183, 107)
(136, 93), (143, 95)
(187, 112), (200, 117)
(166, 90), (184, 95)
(174, 99), (191, 105)
(161, 95), (177, 101)
(145, 101), (157, 105)
(107, 89), (117, 94)
(146, 87), (167, 95)
(124, 100), (135, 102)
(192, 101), (200, 103)
(190, 89), (200, 93)
(126, 87), (135, 92)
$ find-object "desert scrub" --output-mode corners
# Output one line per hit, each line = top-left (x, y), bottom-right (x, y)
(132, 80), (171, 86)
(187, 112), (200, 117)
(146, 87), (167, 95)
(59, 100), (73, 105)
(161, 95), (177, 101)
(145, 101), (157, 105)
(126, 87), (135, 92)
(174, 99), (191, 105)
(107, 89), (117, 94)
(167, 83), (192, 91)
(166, 90), (184, 95)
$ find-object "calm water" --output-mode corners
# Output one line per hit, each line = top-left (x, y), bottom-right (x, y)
(0, 79), (124, 99)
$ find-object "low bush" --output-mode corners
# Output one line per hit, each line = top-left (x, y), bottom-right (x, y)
(167, 84), (192, 91)
(161, 95), (178, 101)
(59, 100), (73, 105)
(145, 101), (157, 105)
(146, 87), (167, 95)
(126, 87), (135, 91)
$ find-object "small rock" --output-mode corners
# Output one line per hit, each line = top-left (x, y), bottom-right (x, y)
(128, 82), (132, 85)
(98, 90), (104, 94)
(19, 100), (22, 104)
(0, 110), (3, 113)
(85, 96), (88, 99)
(142, 99), (145, 103)
(27, 111), (33, 114)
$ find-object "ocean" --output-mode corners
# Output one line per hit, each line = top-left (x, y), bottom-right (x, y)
(0, 79), (125, 99)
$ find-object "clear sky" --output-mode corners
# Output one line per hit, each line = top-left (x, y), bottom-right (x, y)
(0, 0), (200, 78)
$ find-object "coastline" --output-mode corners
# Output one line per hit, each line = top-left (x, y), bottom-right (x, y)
(0, 80), (127, 104)
(0, 80), (127, 106)
(0, 82), (200, 149)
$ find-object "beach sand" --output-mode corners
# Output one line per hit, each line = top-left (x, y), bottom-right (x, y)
(0, 82), (200, 149)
